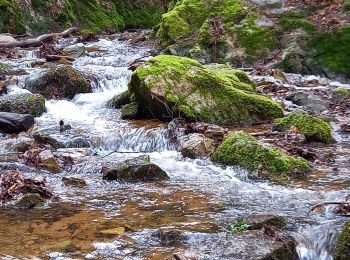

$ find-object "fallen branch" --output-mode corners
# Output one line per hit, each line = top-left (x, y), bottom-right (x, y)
(0, 27), (79, 48)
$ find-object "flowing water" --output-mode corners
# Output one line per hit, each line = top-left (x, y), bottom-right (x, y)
(0, 33), (349, 260)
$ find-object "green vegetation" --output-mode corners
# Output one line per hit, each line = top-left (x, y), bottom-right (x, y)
(0, 0), (26, 34)
(228, 219), (250, 234)
(129, 55), (283, 125)
(335, 221), (350, 260)
(211, 131), (310, 180)
(274, 111), (333, 143)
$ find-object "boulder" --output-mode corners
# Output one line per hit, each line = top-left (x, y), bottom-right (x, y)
(0, 81), (7, 95)
(335, 220), (350, 260)
(129, 55), (283, 125)
(178, 133), (216, 159)
(25, 65), (91, 99)
(274, 110), (333, 143)
(39, 150), (60, 173)
(0, 112), (34, 134)
(286, 91), (328, 115)
(0, 93), (45, 117)
(121, 102), (139, 119)
(211, 131), (310, 180)
(33, 131), (65, 150)
(0, 34), (17, 44)
(204, 124), (226, 141)
(102, 155), (170, 182)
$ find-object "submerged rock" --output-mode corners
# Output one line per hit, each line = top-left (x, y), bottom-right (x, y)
(25, 65), (91, 99)
(62, 176), (87, 188)
(65, 136), (90, 148)
(178, 133), (216, 159)
(242, 215), (287, 230)
(211, 131), (310, 180)
(0, 112), (34, 134)
(102, 155), (170, 182)
(15, 193), (44, 209)
(129, 55), (283, 125)
(274, 110), (333, 143)
(0, 93), (45, 117)
(335, 220), (350, 260)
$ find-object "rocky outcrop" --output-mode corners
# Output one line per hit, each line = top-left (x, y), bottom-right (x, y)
(0, 93), (45, 117)
(129, 55), (283, 125)
(0, 112), (35, 134)
(102, 155), (170, 182)
(211, 131), (311, 180)
(274, 110), (333, 143)
(25, 65), (91, 99)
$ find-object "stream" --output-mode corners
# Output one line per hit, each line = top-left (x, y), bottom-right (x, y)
(0, 32), (349, 260)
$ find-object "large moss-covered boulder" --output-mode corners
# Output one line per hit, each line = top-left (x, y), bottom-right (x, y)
(335, 221), (350, 260)
(129, 55), (283, 125)
(0, 93), (45, 117)
(211, 131), (310, 180)
(25, 65), (91, 99)
(274, 111), (333, 143)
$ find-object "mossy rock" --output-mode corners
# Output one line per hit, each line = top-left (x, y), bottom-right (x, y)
(335, 221), (350, 260)
(15, 193), (44, 209)
(0, 93), (45, 117)
(129, 55), (283, 126)
(274, 110), (333, 143)
(25, 65), (91, 99)
(107, 90), (132, 108)
(121, 102), (139, 119)
(211, 131), (311, 180)
(332, 87), (349, 103)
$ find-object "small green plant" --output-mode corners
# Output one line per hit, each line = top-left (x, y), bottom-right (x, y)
(228, 219), (250, 234)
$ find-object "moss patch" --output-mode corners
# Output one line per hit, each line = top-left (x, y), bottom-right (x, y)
(274, 110), (333, 143)
(335, 221), (350, 260)
(0, 93), (45, 117)
(129, 55), (283, 125)
(211, 131), (311, 180)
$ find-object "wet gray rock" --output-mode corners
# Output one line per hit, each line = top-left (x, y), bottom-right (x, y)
(204, 124), (226, 141)
(6, 138), (35, 153)
(0, 93), (45, 117)
(33, 131), (65, 150)
(152, 229), (187, 246)
(39, 150), (60, 173)
(25, 65), (91, 99)
(286, 91), (328, 114)
(102, 155), (170, 182)
(0, 112), (34, 134)
(178, 133), (216, 159)
(65, 136), (90, 148)
(62, 44), (86, 58)
(249, 0), (283, 8)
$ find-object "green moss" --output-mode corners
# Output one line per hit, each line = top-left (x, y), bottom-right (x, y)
(335, 221), (350, 260)
(279, 11), (315, 34)
(332, 87), (349, 103)
(308, 27), (350, 77)
(274, 110), (333, 143)
(344, 0), (350, 12)
(121, 102), (139, 119)
(211, 131), (310, 180)
(0, 0), (26, 34)
(129, 55), (283, 125)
